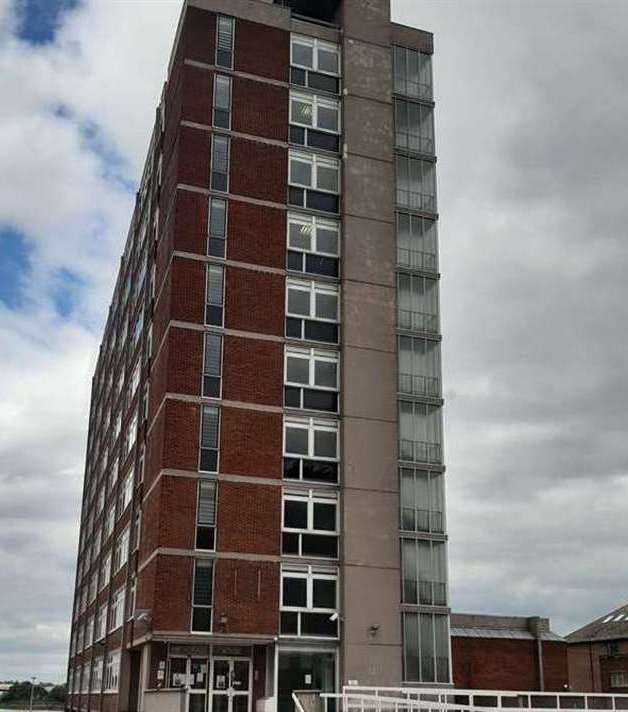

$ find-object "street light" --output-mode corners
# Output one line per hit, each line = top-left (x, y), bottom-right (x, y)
(28, 676), (37, 712)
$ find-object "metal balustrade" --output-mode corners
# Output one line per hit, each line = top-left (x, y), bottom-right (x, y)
(398, 310), (439, 334)
(398, 373), (440, 398)
(399, 439), (442, 465)
(397, 248), (438, 273)
(305, 688), (628, 712)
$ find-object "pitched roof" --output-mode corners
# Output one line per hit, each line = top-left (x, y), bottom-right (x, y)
(567, 602), (628, 643)
(450, 613), (565, 642)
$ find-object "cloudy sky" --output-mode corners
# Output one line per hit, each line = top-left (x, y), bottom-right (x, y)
(1, 0), (628, 684)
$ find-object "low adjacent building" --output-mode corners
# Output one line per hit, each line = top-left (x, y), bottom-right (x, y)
(567, 602), (628, 693)
(451, 613), (568, 691)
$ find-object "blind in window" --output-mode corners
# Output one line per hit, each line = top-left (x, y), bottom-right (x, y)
(201, 406), (219, 448)
(207, 265), (224, 305)
(198, 481), (217, 526)
(204, 333), (222, 375)
(217, 17), (234, 52)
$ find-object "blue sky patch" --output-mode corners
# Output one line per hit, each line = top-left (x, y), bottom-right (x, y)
(50, 268), (83, 318)
(15, 0), (80, 45)
(0, 227), (32, 309)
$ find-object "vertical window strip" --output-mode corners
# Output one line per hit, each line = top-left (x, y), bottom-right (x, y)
(196, 480), (217, 551)
(216, 16), (235, 69)
(208, 197), (227, 258)
(192, 559), (214, 631)
(213, 75), (232, 130)
(200, 405), (220, 472)
(211, 135), (230, 192)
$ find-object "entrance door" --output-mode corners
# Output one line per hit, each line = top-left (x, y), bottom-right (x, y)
(211, 658), (251, 712)
(278, 651), (336, 712)
(188, 658), (209, 712)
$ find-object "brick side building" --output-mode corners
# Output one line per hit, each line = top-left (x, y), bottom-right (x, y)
(65, 2), (449, 712)
(567, 602), (628, 693)
(451, 614), (568, 692)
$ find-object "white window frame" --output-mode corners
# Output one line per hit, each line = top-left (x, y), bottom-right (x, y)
(113, 527), (130, 573)
(103, 650), (121, 692)
(280, 564), (339, 638)
(191, 558), (215, 634)
(215, 15), (235, 70)
(213, 74), (233, 130)
(282, 489), (339, 554)
(285, 346), (339, 392)
(286, 279), (339, 323)
(130, 359), (141, 398)
(289, 91), (341, 134)
(108, 587), (126, 633)
(120, 469), (134, 514)
(95, 603), (107, 642)
(100, 551), (112, 591)
(91, 657), (103, 692)
(283, 417), (339, 462)
(287, 213), (340, 258)
(289, 151), (340, 195)
(291, 34), (341, 76)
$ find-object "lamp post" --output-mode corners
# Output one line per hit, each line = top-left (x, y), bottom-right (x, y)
(28, 677), (37, 712)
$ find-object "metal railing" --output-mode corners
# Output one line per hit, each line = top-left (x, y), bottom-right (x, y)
(398, 310), (439, 334)
(399, 439), (442, 465)
(398, 373), (440, 398)
(397, 248), (438, 273)
(317, 689), (628, 712)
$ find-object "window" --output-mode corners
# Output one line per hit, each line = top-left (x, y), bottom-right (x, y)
(100, 552), (111, 591)
(394, 46), (433, 101)
(89, 572), (98, 603)
(398, 335), (441, 398)
(91, 658), (103, 692)
(401, 538), (447, 606)
(200, 405), (220, 472)
(291, 35), (340, 93)
(290, 92), (341, 152)
(125, 411), (138, 458)
(81, 663), (89, 692)
(119, 469), (134, 514)
(132, 509), (141, 551)
(607, 641), (620, 656)
(284, 417), (338, 483)
(216, 15), (234, 69)
(85, 615), (94, 649)
(396, 212), (438, 272)
(114, 412), (121, 442)
(130, 360), (141, 398)
(286, 279), (339, 344)
(95, 604), (107, 642)
(287, 213), (339, 278)
(400, 468), (445, 534)
(113, 528), (130, 573)
(213, 75), (232, 129)
(397, 273), (439, 334)
(192, 559), (214, 632)
(211, 134), (230, 192)
(205, 264), (225, 326)
(133, 310), (144, 348)
(208, 197), (227, 258)
(289, 151), (340, 213)
(280, 565), (338, 638)
(104, 651), (121, 692)
(127, 577), (137, 621)
(403, 612), (449, 683)
(285, 347), (338, 412)
(610, 672), (628, 688)
(395, 99), (434, 155)
(399, 400), (442, 465)
(396, 155), (437, 212)
(196, 480), (217, 550)
(109, 587), (126, 632)
(283, 490), (338, 558)
(203, 332), (222, 398)
(104, 505), (115, 541)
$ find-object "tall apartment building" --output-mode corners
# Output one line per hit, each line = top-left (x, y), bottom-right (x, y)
(66, 2), (449, 712)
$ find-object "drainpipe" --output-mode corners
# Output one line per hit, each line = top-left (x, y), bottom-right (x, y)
(528, 617), (545, 692)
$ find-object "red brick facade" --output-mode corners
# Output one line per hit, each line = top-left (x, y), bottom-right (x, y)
(452, 636), (569, 691)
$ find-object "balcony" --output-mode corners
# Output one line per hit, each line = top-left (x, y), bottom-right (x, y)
(275, 0), (341, 24)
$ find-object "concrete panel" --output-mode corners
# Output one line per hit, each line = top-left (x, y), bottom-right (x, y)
(344, 95), (394, 163)
(392, 23), (434, 54)
(343, 281), (395, 352)
(341, 0), (391, 46)
(343, 489), (400, 567)
(342, 643), (403, 687)
(343, 416), (397, 492)
(291, 18), (340, 43)
(343, 39), (393, 103)
(343, 154), (394, 223)
(343, 346), (396, 422)
(343, 215), (394, 288)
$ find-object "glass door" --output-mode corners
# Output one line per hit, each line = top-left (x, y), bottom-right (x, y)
(188, 658), (209, 712)
(211, 658), (251, 712)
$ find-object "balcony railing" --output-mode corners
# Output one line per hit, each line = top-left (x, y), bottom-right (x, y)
(397, 247), (438, 273)
(399, 439), (442, 465)
(317, 688), (628, 712)
(402, 508), (444, 534)
(398, 310), (439, 334)
(399, 373), (440, 398)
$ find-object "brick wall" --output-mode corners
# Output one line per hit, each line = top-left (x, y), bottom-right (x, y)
(213, 559), (280, 635)
(222, 336), (283, 406)
(225, 266), (284, 336)
(452, 636), (569, 691)
(230, 138), (287, 204)
(227, 201), (285, 269)
(220, 407), (282, 478)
